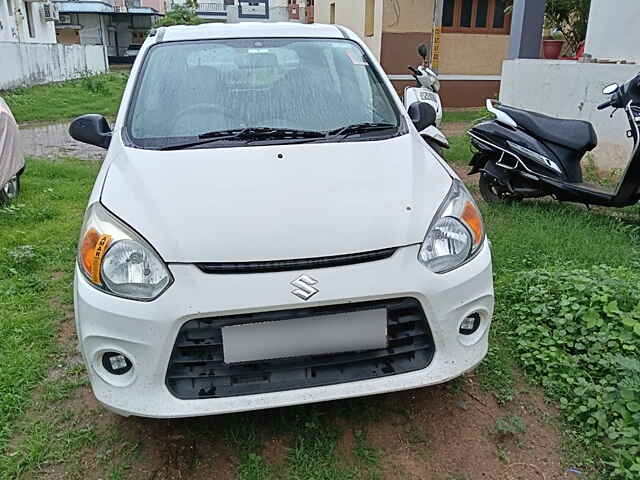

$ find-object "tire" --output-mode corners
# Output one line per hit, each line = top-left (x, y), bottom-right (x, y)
(0, 174), (21, 207)
(479, 172), (521, 204)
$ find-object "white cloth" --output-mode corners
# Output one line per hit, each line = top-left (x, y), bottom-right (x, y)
(0, 98), (24, 188)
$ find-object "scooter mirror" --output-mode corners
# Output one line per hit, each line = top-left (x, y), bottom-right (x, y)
(602, 83), (619, 95)
(417, 43), (430, 61)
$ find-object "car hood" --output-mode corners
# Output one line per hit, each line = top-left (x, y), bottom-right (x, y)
(100, 134), (452, 263)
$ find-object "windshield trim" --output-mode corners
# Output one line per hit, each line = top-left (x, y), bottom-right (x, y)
(123, 37), (406, 150)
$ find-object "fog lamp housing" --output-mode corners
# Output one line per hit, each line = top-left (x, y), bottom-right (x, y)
(102, 352), (133, 375)
(459, 313), (481, 335)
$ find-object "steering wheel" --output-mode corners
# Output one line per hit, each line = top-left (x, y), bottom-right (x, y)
(170, 103), (240, 133)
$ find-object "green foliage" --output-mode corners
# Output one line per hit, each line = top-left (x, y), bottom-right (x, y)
(545, 0), (592, 53)
(476, 338), (516, 405)
(287, 411), (355, 480)
(154, 3), (204, 27)
(494, 415), (526, 436)
(353, 429), (380, 467)
(498, 266), (640, 478)
(81, 74), (109, 94)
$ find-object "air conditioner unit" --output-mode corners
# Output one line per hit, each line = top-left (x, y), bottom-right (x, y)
(58, 13), (73, 24)
(41, 3), (60, 21)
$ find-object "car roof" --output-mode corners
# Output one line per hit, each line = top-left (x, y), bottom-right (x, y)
(158, 22), (348, 43)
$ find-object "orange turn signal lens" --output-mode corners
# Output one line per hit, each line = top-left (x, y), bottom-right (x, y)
(461, 201), (484, 247)
(79, 228), (112, 284)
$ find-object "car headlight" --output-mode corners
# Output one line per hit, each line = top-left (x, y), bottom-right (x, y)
(77, 203), (172, 301)
(418, 179), (485, 273)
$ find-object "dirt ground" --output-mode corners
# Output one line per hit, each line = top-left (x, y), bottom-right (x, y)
(31, 306), (580, 480)
(44, 375), (576, 480)
(19, 121), (106, 160)
(441, 122), (470, 138)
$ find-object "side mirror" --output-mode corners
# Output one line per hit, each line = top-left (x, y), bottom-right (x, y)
(602, 83), (619, 95)
(417, 43), (430, 61)
(408, 102), (436, 132)
(69, 114), (112, 149)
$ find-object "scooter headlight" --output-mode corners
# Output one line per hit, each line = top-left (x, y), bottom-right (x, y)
(78, 203), (172, 301)
(418, 179), (485, 273)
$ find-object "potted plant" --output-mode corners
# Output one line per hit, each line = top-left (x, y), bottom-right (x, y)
(544, 0), (591, 57)
(543, 31), (564, 59)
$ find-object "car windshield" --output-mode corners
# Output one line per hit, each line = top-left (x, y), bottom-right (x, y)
(126, 38), (401, 149)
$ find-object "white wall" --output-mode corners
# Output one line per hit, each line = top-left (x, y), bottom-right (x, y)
(585, 0), (640, 63)
(314, 0), (383, 59)
(0, 42), (108, 89)
(0, 0), (56, 43)
(78, 13), (108, 45)
(500, 59), (639, 169)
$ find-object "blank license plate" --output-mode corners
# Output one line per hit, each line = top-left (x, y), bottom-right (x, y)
(222, 309), (387, 364)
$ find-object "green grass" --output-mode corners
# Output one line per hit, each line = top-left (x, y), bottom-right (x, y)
(446, 135), (474, 167)
(0, 158), (99, 477)
(443, 108), (488, 124)
(227, 403), (383, 480)
(2, 73), (128, 124)
(485, 203), (639, 272)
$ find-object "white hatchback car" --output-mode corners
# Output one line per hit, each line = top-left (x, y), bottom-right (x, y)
(70, 22), (494, 418)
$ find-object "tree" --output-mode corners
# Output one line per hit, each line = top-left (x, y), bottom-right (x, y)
(505, 0), (591, 54)
(544, 0), (591, 54)
(154, 1), (204, 27)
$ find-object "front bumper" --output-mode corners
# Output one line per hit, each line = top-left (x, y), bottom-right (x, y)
(74, 243), (494, 418)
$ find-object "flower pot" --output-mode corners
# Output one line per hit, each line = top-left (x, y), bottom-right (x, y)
(543, 39), (564, 59)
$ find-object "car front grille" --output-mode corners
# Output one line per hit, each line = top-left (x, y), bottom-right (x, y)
(165, 298), (434, 400)
(195, 248), (397, 274)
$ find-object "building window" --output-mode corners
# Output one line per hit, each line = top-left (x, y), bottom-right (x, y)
(239, 1), (268, 19)
(442, 0), (510, 34)
(364, 0), (374, 37)
(25, 3), (36, 37)
(329, 2), (335, 24)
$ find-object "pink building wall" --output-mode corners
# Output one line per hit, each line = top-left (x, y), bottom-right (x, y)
(113, 0), (166, 13)
(141, 0), (165, 13)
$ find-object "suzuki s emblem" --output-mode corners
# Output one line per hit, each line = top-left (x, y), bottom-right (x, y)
(290, 275), (319, 301)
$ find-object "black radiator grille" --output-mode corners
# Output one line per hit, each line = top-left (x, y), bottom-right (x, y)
(165, 298), (434, 399)
(195, 248), (397, 274)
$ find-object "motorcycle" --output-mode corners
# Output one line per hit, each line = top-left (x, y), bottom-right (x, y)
(403, 44), (449, 156)
(467, 72), (640, 207)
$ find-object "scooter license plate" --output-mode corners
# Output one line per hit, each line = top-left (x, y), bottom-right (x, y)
(420, 91), (437, 102)
(222, 309), (388, 364)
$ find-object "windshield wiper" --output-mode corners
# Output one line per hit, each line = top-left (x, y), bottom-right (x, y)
(325, 122), (398, 140)
(199, 127), (327, 140)
(158, 127), (326, 150)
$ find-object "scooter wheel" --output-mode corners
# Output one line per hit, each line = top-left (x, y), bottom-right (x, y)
(479, 173), (520, 204)
(0, 174), (21, 207)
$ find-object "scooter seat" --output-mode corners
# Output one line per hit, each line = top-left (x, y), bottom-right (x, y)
(497, 105), (598, 153)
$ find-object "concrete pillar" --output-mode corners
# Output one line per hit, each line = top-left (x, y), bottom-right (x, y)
(508, 0), (546, 59)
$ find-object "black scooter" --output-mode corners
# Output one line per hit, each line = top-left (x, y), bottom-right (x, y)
(468, 72), (640, 207)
